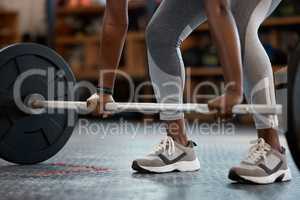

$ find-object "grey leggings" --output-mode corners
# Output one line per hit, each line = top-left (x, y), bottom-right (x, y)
(146, 0), (281, 129)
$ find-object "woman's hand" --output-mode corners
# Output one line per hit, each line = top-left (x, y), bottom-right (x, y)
(208, 93), (243, 121)
(87, 93), (115, 118)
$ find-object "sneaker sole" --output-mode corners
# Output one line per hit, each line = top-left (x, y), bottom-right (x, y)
(228, 168), (292, 184)
(132, 158), (200, 173)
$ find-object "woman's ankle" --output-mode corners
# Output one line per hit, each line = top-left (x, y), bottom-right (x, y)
(166, 119), (188, 146)
(257, 128), (282, 152)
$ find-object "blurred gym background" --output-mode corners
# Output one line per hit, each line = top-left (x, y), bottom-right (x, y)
(0, 0), (299, 124)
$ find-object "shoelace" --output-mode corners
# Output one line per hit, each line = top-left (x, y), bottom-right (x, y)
(243, 138), (271, 164)
(151, 136), (176, 156)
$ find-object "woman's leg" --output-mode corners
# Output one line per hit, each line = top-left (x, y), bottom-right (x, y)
(132, 2), (206, 172)
(146, 0), (207, 145)
(232, 0), (282, 151)
(132, 1), (206, 172)
(228, 1), (291, 184)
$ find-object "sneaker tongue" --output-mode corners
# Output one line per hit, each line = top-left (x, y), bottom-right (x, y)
(263, 142), (271, 150)
(252, 138), (271, 150)
(255, 138), (265, 145)
(242, 139), (271, 164)
(258, 138), (271, 150)
(149, 140), (171, 156)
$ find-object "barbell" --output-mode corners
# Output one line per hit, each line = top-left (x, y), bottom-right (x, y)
(28, 97), (282, 115)
(0, 43), (298, 168)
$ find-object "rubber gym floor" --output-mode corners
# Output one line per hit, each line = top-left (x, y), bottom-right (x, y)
(0, 119), (299, 200)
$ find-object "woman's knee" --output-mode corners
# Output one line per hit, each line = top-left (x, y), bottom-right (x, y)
(146, 18), (181, 51)
(145, 20), (165, 50)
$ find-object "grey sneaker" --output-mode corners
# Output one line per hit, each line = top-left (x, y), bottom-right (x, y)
(228, 138), (292, 184)
(132, 136), (200, 173)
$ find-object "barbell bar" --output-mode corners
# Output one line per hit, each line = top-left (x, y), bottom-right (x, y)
(29, 97), (283, 115)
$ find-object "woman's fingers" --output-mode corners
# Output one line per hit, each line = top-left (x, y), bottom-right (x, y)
(103, 112), (113, 119)
(208, 99), (235, 121)
(86, 94), (115, 118)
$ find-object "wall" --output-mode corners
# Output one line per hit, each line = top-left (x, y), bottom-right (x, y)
(0, 0), (46, 35)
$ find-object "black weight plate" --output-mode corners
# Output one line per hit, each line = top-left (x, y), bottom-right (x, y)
(288, 43), (300, 169)
(0, 43), (77, 164)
